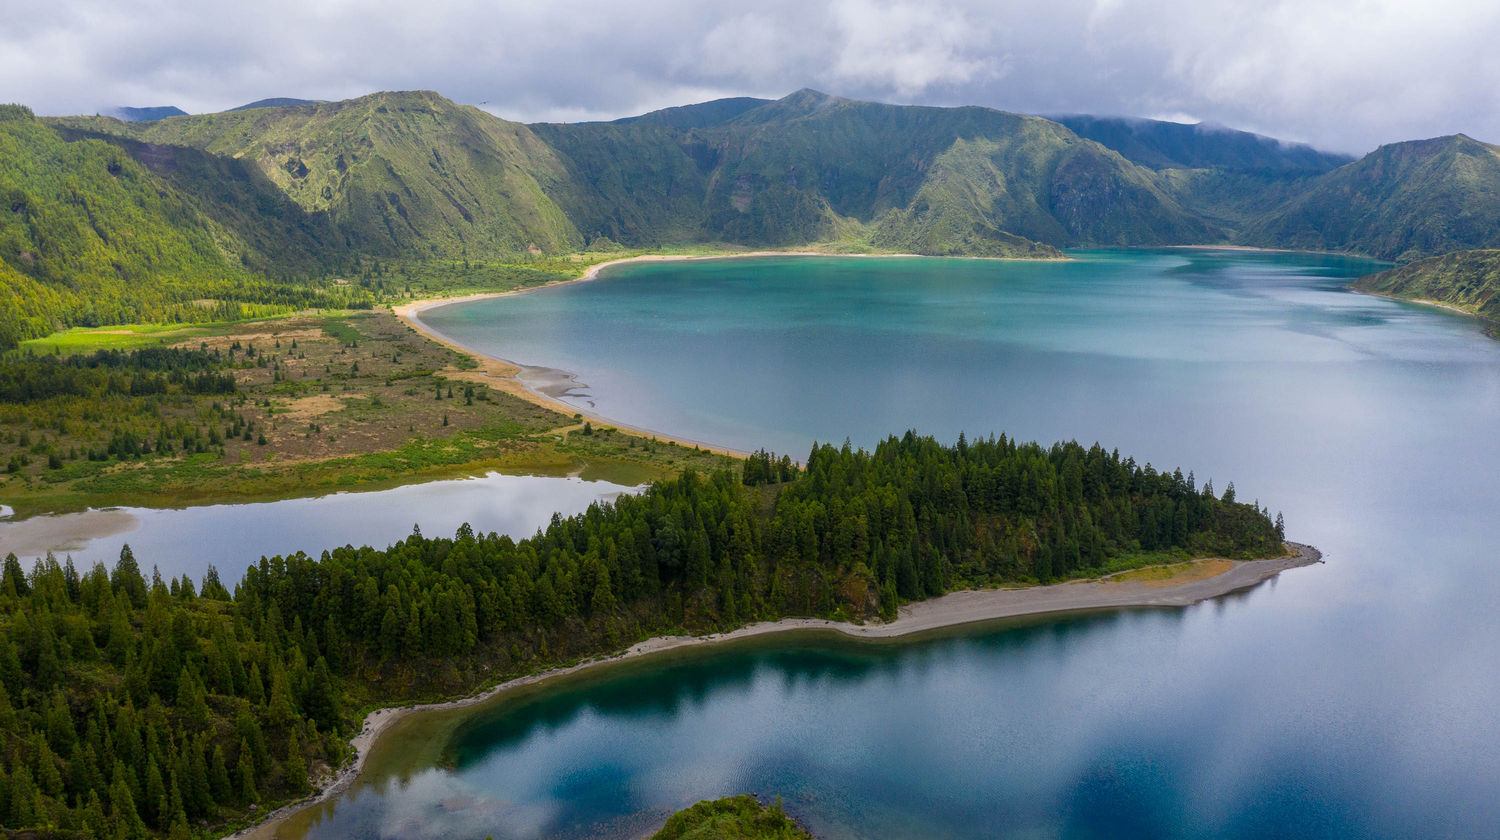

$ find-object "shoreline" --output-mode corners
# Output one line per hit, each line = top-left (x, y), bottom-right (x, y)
(232, 542), (1321, 840)
(393, 250), (950, 458)
(1349, 286), (1500, 329)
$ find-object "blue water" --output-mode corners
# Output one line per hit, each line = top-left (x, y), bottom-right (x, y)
(299, 250), (1500, 839)
(0, 473), (635, 583)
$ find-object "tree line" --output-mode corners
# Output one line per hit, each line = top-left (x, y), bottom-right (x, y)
(0, 432), (1283, 838)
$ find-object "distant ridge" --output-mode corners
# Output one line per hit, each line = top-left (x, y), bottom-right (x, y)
(1054, 114), (1353, 174)
(14, 86), (1500, 350)
(611, 96), (770, 130)
(102, 105), (187, 122)
(228, 97), (325, 111)
(1244, 134), (1500, 261)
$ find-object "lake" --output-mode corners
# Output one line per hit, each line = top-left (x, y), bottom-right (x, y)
(267, 250), (1500, 837)
(0, 472), (637, 583)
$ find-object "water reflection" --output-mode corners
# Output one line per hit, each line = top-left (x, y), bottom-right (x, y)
(0, 472), (636, 582)
(273, 251), (1500, 839)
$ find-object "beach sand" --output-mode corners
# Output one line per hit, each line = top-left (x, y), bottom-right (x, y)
(232, 542), (1320, 840)
(0, 507), (139, 558)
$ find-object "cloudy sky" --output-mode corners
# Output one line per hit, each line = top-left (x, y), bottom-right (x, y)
(3, 0), (1497, 153)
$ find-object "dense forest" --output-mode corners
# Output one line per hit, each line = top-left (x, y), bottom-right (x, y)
(0, 432), (1282, 838)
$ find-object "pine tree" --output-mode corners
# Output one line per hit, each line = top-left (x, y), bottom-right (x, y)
(284, 730), (308, 795)
(237, 744), (258, 804)
(209, 744), (232, 806)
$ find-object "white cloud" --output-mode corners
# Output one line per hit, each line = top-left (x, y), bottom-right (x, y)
(1, 0), (1498, 151)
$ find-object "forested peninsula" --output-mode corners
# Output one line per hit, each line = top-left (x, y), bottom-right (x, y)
(0, 432), (1285, 838)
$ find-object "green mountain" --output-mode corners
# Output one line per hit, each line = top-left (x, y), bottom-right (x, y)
(1353, 249), (1500, 320)
(1052, 116), (1355, 232)
(15, 87), (1500, 344)
(1244, 134), (1500, 261)
(612, 96), (771, 130)
(537, 89), (1215, 255)
(60, 89), (1225, 260)
(56, 91), (586, 257)
(1054, 115), (1352, 173)
(0, 105), (320, 347)
(228, 97), (325, 111)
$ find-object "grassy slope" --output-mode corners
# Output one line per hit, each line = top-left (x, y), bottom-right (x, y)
(1055, 114), (1353, 174)
(652, 796), (815, 840)
(1243, 135), (1500, 261)
(54, 91), (585, 258)
(1353, 249), (1500, 320)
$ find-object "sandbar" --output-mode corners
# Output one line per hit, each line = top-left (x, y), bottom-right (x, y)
(0, 508), (139, 560)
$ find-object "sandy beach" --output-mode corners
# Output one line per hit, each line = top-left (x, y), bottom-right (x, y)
(232, 542), (1320, 840)
(0, 507), (139, 558)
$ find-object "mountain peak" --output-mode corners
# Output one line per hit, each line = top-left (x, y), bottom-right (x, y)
(227, 97), (324, 112)
(610, 96), (771, 130)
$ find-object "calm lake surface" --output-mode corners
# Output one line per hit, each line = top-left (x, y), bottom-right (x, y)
(0, 473), (636, 583)
(313, 250), (1498, 839)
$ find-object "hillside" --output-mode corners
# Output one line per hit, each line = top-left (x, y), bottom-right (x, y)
(1052, 116), (1354, 231)
(1244, 134), (1500, 261)
(55, 91), (586, 258)
(16, 87), (1500, 339)
(1353, 249), (1500, 320)
(1055, 115), (1352, 173)
(0, 105), (346, 348)
(537, 90), (1216, 255)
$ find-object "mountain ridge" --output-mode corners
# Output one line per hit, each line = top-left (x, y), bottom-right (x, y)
(9, 88), (1500, 344)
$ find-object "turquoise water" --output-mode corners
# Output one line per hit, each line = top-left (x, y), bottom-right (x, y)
(310, 250), (1500, 839)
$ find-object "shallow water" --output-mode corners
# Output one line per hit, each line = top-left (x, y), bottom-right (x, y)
(0, 473), (635, 582)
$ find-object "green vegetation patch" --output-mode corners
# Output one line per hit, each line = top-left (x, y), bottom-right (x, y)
(652, 795), (814, 840)
(1353, 248), (1500, 321)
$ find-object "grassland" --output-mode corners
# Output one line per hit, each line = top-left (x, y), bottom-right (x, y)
(0, 307), (735, 518)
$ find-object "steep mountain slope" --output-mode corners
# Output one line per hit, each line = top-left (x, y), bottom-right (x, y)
(1244, 135), (1500, 261)
(38, 88), (1500, 279)
(53, 126), (347, 278)
(1353, 249), (1500, 319)
(1054, 115), (1352, 173)
(1053, 116), (1355, 232)
(0, 106), (302, 346)
(57, 91), (585, 257)
(537, 90), (1217, 255)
